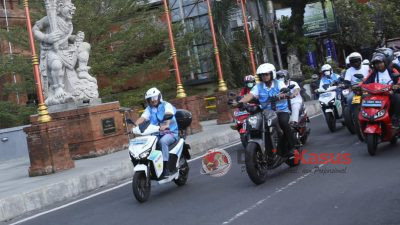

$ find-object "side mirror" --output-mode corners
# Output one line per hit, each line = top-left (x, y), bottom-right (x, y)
(163, 114), (173, 121)
(288, 84), (296, 89)
(354, 74), (364, 79)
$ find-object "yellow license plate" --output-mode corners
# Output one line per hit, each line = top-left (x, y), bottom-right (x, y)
(352, 96), (361, 104)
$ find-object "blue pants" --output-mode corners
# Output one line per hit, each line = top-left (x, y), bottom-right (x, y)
(159, 133), (177, 161)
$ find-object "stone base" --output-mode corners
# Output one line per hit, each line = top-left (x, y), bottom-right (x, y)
(30, 101), (128, 160)
(48, 98), (102, 113)
(24, 121), (75, 177)
(170, 96), (203, 134)
(216, 91), (233, 124)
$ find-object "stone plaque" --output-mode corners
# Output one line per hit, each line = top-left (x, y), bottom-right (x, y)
(102, 118), (116, 135)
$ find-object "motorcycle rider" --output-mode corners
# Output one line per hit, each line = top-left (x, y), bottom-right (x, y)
(319, 64), (340, 90)
(311, 74), (320, 100)
(363, 50), (400, 128)
(276, 70), (303, 126)
(134, 87), (179, 177)
(344, 52), (370, 107)
(236, 63), (295, 157)
(240, 75), (256, 96)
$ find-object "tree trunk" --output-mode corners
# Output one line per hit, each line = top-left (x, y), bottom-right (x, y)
(287, 0), (309, 80)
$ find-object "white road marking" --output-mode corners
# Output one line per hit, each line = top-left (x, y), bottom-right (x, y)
(221, 151), (345, 225)
(8, 141), (240, 225)
(309, 113), (322, 119)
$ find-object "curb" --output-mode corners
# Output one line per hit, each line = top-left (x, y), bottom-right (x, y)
(0, 101), (321, 222)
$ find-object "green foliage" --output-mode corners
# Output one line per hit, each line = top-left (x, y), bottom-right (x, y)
(334, 0), (400, 49)
(0, 102), (36, 129)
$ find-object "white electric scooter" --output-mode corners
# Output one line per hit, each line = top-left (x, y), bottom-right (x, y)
(127, 110), (192, 202)
(317, 83), (344, 132)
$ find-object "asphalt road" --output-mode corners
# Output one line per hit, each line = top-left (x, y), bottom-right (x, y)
(5, 115), (400, 225)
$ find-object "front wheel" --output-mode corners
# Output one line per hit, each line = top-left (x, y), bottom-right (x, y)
(344, 106), (355, 134)
(353, 107), (365, 142)
(325, 112), (336, 132)
(245, 142), (268, 185)
(240, 133), (248, 148)
(132, 171), (151, 203)
(174, 157), (189, 186)
(366, 134), (378, 156)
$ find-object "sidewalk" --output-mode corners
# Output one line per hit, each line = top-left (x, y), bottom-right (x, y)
(0, 101), (321, 222)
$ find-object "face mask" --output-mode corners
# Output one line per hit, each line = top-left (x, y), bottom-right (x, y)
(247, 83), (254, 88)
(324, 71), (331, 76)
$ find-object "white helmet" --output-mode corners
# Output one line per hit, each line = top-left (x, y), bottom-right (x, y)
(145, 87), (162, 103)
(348, 52), (362, 61)
(394, 51), (400, 58)
(362, 59), (370, 65)
(321, 64), (332, 72)
(256, 63), (276, 79)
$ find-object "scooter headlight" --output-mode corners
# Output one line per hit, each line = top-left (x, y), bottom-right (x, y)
(373, 109), (386, 119)
(361, 110), (369, 119)
(139, 149), (151, 159)
(329, 99), (335, 105)
(248, 116), (258, 128)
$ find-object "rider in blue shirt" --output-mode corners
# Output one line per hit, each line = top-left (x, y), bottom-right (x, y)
(236, 63), (294, 157)
(135, 87), (178, 177)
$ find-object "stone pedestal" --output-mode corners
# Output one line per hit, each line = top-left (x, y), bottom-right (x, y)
(29, 102), (128, 159)
(216, 91), (233, 124)
(24, 121), (74, 177)
(170, 96), (203, 134)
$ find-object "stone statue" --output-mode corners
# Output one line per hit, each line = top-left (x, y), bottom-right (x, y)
(33, 0), (99, 106)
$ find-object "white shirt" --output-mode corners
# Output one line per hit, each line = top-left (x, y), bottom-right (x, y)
(141, 102), (174, 120)
(250, 80), (287, 98)
(288, 81), (303, 104)
(375, 70), (393, 85)
(345, 65), (370, 84)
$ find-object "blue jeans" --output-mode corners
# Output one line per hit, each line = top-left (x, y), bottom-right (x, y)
(159, 133), (177, 161)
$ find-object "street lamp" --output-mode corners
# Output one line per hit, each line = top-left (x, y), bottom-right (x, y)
(23, 0), (51, 123)
(205, 0), (227, 92)
(237, 0), (258, 81)
(162, 0), (187, 98)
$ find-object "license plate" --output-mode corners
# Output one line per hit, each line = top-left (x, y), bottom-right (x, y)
(362, 100), (382, 107)
(352, 96), (361, 104)
(320, 93), (332, 98)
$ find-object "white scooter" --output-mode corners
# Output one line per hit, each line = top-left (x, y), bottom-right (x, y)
(317, 83), (343, 132)
(127, 110), (192, 202)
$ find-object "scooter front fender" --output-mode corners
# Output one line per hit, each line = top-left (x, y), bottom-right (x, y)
(134, 164), (148, 177)
(364, 124), (381, 134)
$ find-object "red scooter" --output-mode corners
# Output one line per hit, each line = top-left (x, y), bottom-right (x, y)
(358, 82), (400, 156)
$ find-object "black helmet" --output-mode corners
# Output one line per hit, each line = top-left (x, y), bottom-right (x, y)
(375, 48), (394, 66)
(276, 70), (289, 80)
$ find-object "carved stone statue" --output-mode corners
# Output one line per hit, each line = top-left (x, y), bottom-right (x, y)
(33, 0), (99, 106)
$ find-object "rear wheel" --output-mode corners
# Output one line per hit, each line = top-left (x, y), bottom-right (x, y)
(174, 157), (189, 186)
(245, 142), (268, 185)
(132, 171), (151, 203)
(366, 134), (378, 156)
(325, 113), (336, 132)
(353, 107), (365, 142)
(344, 106), (355, 134)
